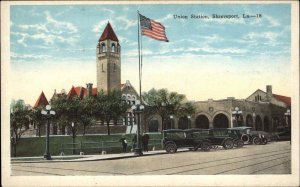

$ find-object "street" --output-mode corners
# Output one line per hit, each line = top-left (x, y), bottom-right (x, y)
(11, 141), (291, 175)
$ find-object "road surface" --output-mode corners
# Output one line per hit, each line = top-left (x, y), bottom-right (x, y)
(11, 141), (291, 175)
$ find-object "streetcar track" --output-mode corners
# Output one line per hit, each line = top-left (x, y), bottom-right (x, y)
(214, 156), (290, 175)
(250, 160), (291, 174)
(13, 165), (127, 175)
(167, 152), (290, 175)
(130, 148), (290, 175)
(12, 169), (64, 176)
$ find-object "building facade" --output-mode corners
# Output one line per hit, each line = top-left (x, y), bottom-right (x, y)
(145, 85), (291, 133)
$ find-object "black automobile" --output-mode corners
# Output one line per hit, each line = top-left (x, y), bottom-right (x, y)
(274, 131), (291, 141)
(162, 129), (211, 153)
(228, 127), (268, 145)
(187, 128), (235, 149)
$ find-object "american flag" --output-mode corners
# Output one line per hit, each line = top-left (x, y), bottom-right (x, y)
(139, 14), (169, 42)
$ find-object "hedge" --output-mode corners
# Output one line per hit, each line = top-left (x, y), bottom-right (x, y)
(14, 133), (163, 157)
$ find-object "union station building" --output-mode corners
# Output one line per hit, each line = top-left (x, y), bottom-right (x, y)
(32, 23), (291, 136)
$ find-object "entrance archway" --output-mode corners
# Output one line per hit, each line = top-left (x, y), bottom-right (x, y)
(148, 119), (159, 132)
(264, 116), (270, 132)
(246, 114), (253, 128)
(213, 113), (229, 128)
(195, 115), (209, 129)
(178, 116), (189, 129)
(255, 115), (262, 131)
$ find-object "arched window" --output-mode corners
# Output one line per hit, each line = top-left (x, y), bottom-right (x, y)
(111, 43), (116, 52)
(101, 43), (106, 52)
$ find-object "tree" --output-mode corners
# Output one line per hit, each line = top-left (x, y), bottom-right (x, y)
(10, 100), (30, 157)
(30, 106), (45, 137)
(50, 93), (69, 134)
(93, 90), (130, 135)
(80, 96), (97, 135)
(143, 88), (195, 130)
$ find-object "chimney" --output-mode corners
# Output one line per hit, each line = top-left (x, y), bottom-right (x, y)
(266, 85), (272, 101)
(86, 83), (93, 96)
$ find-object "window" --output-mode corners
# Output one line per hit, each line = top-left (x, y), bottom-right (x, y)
(111, 43), (116, 52)
(101, 43), (106, 52)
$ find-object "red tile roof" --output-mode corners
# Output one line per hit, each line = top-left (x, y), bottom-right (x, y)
(34, 91), (49, 108)
(273, 94), (291, 107)
(71, 86), (98, 98)
(67, 86), (78, 98)
(99, 22), (119, 42)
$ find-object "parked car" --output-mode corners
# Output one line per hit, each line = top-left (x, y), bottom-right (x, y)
(228, 127), (268, 145)
(186, 128), (235, 149)
(273, 131), (291, 141)
(162, 129), (211, 153)
(226, 129), (244, 148)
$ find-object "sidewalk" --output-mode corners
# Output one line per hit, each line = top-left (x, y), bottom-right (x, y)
(11, 149), (188, 163)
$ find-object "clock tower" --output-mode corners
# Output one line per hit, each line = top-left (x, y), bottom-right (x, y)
(96, 22), (121, 92)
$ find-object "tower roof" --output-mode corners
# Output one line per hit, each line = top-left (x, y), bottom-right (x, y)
(34, 91), (49, 108)
(99, 22), (119, 42)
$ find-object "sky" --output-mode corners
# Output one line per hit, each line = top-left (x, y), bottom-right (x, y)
(9, 3), (292, 106)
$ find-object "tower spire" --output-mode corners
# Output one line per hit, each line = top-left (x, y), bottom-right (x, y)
(99, 22), (119, 42)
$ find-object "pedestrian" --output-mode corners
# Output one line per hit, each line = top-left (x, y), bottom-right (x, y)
(142, 132), (150, 152)
(119, 135), (128, 153)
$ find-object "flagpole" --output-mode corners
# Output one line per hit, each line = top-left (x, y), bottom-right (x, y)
(137, 10), (142, 100)
(135, 10), (143, 156)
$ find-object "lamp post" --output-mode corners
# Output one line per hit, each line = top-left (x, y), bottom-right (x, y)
(71, 122), (75, 155)
(232, 107), (242, 127)
(284, 109), (291, 127)
(170, 115), (174, 129)
(161, 102), (166, 130)
(131, 100), (144, 156)
(188, 116), (191, 129)
(252, 113), (256, 129)
(41, 105), (55, 160)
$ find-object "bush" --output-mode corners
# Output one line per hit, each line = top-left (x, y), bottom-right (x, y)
(15, 133), (162, 157)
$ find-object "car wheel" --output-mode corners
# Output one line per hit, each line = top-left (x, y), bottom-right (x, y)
(165, 142), (177, 153)
(201, 142), (211, 151)
(223, 139), (234, 149)
(241, 134), (250, 143)
(253, 137), (262, 145)
(261, 138), (268, 145)
(235, 140), (244, 148)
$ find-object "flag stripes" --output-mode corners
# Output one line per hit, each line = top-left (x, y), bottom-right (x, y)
(139, 14), (169, 42)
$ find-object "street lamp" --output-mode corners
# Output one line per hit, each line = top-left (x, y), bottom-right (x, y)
(41, 104), (55, 160)
(187, 116), (191, 129)
(170, 115), (173, 129)
(161, 102), (166, 130)
(131, 100), (144, 156)
(284, 109), (291, 127)
(232, 107), (242, 127)
(71, 122), (75, 155)
(252, 113), (256, 129)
